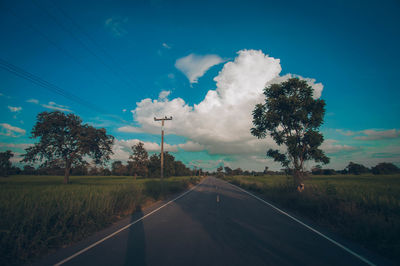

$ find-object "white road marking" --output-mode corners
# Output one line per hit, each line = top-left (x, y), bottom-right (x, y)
(54, 180), (205, 266)
(228, 182), (376, 266)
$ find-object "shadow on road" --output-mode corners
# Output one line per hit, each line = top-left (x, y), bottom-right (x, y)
(124, 207), (147, 266)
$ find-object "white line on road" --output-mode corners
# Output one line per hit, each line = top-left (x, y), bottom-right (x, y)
(229, 182), (376, 266)
(54, 180), (205, 266)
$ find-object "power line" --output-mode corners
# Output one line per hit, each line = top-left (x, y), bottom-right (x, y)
(32, 0), (139, 91)
(7, 7), (118, 90)
(0, 58), (106, 114)
(0, 59), (133, 124)
(49, 0), (141, 90)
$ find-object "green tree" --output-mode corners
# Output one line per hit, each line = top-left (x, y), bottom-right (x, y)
(128, 142), (149, 178)
(224, 166), (233, 175)
(371, 162), (400, 175)
(345, 162), (370, 175)
(251, 78), (329, 189)
(0, 150), (13, 177)
(22, 111), (114, 184)
(112, 161), (128, 176)
(148, 152), (176, 178)
(23, 165), (36, 175)
(233, 168), (243, 175)
(174, 160), (191, 176)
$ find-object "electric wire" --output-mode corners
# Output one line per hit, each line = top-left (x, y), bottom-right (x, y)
(32, 0), (139, 91)
(0, 58), (106, 114)
(49, 0), (141, 90)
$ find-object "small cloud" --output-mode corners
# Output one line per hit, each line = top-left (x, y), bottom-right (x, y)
(158, 90), (171, 100)
(167, 73), (175, 79)
(41, 101), (72, 112)
(336, 129), (356, 136)
(8, 106), (22, 112)
(321, 139), (358, 154)
(0, 123), (26, 137)
(26, 98), (39, 104)
(117, 126), (143, 133)
(122, 109), (127, 112)
(162, 42), (171, 49)
(354, 129), (400, 141)
(175, 53), (224, 83)
(0, 142), (33, 149)
(178, 141), (205, 152)
(105, 16), (128, 37)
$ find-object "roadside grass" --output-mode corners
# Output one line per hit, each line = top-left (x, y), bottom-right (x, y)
(221, 174), (400, 264)
(0, 175), (201, 265)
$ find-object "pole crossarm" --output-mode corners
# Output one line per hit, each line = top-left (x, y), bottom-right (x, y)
(154, 116), (173, 121)
(154, 116), (173, 179)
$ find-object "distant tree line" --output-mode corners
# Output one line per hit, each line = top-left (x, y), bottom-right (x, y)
(1, 149), (399, 177)
(0, 148), (194, 178)
(0, 111), (195, 179)
(311, 162), (400, 175)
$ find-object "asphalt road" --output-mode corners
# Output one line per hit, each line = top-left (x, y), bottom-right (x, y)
(39, 176), (390, 266)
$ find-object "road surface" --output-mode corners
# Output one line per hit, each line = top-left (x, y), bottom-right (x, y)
(39, 176), (390, 266)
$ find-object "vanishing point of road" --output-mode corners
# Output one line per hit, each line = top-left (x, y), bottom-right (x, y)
(40, 176), (391, 266)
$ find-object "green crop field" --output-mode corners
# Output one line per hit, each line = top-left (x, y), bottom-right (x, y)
(221, 174), (400, 264)
(0, 175), (201, 265)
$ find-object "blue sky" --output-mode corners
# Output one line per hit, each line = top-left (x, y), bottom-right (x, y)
(1, 0), (399, 171)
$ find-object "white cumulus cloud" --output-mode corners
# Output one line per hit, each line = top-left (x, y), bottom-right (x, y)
(175, 53), (224, 83)
(126, 49), (325, 168)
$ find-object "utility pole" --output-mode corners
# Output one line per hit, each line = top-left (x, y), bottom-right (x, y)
(154, 116), (172, 178)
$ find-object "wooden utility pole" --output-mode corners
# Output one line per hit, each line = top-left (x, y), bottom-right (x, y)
(154, 116), (172, 178)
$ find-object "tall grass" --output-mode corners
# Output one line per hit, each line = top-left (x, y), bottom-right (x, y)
(0, 175), (200, 265)
(222, 174), (400, 263)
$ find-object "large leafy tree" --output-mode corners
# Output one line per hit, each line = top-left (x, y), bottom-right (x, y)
(346, 162), (369, 175)
(371, 162), (400, 175)
(0, 150), (13, 177)
(128, 142), (149, 177)
(251, 78), (329, 188)
(148, 152), (176, 177)
(22, 111), (114, 184)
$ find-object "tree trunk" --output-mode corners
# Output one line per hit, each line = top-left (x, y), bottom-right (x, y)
(64, 161), (71, 184)
(294, 169), (304, 192)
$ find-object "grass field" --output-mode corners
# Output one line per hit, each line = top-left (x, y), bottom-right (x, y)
(221, 174), (400, 264)
(0, 175), (201, 265)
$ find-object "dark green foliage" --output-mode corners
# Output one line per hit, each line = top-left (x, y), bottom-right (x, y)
(22, 111), (114, 183)
(216, 166), (224, 178)
(312, 166), (336, 175)
(346, 162), (369, 175)
(148, 152), (190, 177)
(232, 168), (243, 175)
(251, 78), (329, 186)
(128, 142), (149, 177)
(0, 150), (13, 176)
(174, 160), (192, 176)
(111, 161), (128, 176)
(371, 162), (400, 175)
(224, 166), (232, 175)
